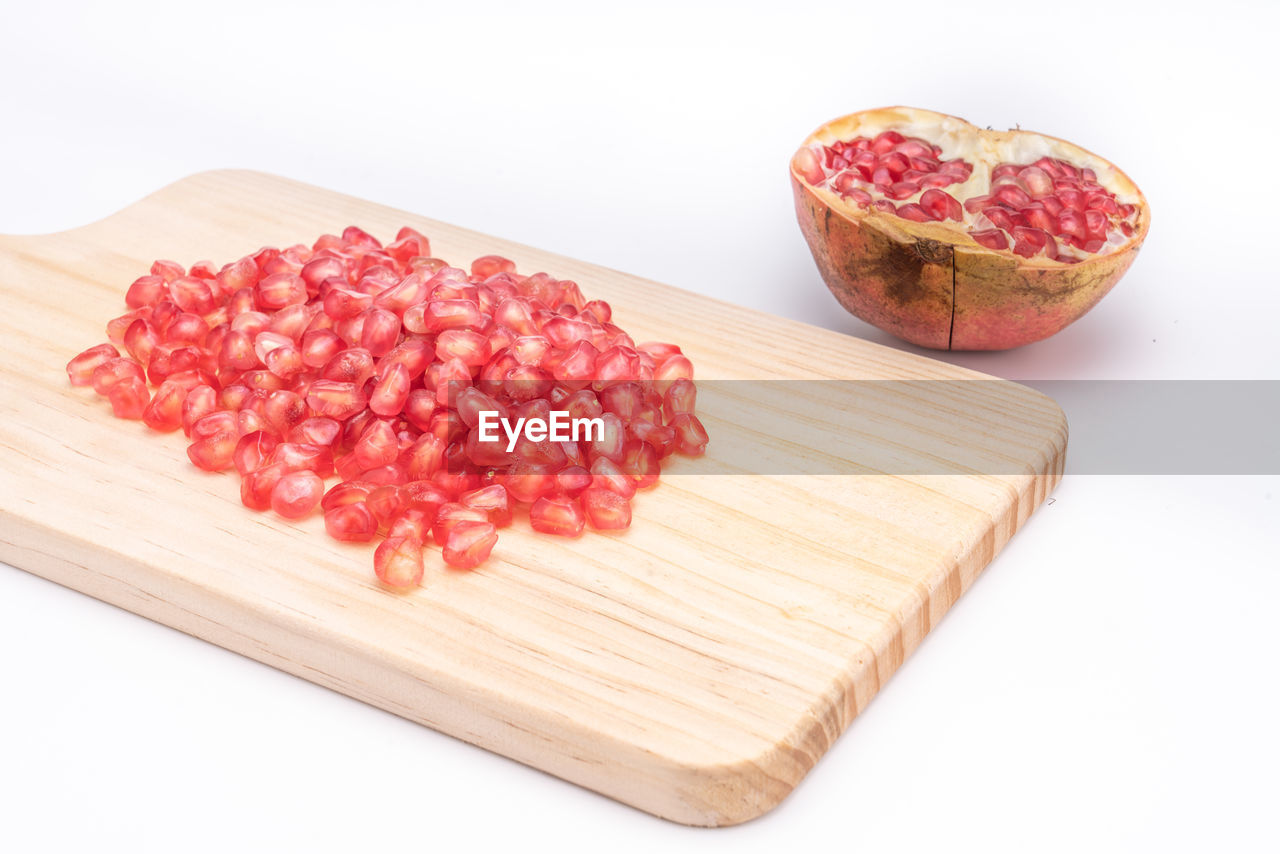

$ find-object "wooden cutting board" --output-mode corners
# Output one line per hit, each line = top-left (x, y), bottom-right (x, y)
(0, 171), (1065, 826)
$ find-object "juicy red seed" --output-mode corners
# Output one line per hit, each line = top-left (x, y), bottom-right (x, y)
(919, 189), (963, 222)
(271, 470), (324, 519)
(432, 502), (491, 546)
(374, 536), (425, 589)
(234, 430), (279, 476)
(324, 502), (378, 542)
(885, 181), (919, 201)
(1024, 207), (1056, 233)
(306, 380), (368, 420)
(1018, 166), (1054, 197)
(369, 362), (411, 417)
(669, 414), (709, 455)
(995, 184), (1032, 209)
(530, 495), (585, 537)
(187, 430), (237, 472)
(581, 488), (632, 530)
(67, 343), (120, 386)
(895, 203), (934, 223)
(442, 520), (498, 570)
(109, 375), (150, 419)
(970, 229), (1009, 251)
(984, 207), (1017, 232)
(1011, 226), (1051, 258)
(255, 273), (307, 310)
(460, 483), (513, 528)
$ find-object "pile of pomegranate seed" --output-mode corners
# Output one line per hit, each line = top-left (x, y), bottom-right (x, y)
(67, 226), (707, 588)
(963, 159), (1137, 259)
(795, 130), (1139, 262)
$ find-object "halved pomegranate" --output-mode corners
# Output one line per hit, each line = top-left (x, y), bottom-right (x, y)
(791, 106), (1149, 349)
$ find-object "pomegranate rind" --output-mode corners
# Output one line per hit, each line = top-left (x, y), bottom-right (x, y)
(790, 106), (1149, 350)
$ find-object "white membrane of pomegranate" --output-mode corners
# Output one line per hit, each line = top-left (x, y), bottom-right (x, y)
(797, 109), (1143, 263)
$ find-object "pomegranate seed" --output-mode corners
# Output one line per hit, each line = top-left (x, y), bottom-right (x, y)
(442, 520), (498, 570)
(919, 189), (963, 222)
(353, 419), (400, 470)
(271, 470), (324, 519)
(369, 363), (411, 416)
(151, 260), (185, 282)
(670, 414), (709, 455)
(67, 343), (120, 386)
(581, 488), (632, 530)
(984, 207), (1016, 232)
(432, 502), (491, 546)
(1017, 166), (1053, 197)
(870, 130), (905, 154)
(141, 380), (189, 432)
(1084, 209), (1108, 237)
(970, 229), (1009, 251)
(460, 484), (513, 528)
(187, 430), (238, 471)
(994, 184), (1032, 209)
(895, 203), (935, 223)
(125, 275), (168, 309)
(306, 380), (368, 420)
(373, 536), (425, 589)
(238, 462), (286, 511)
(324, 502), (378, 542)
(234, 431), (279, 476)
(530, 495), (585, 537)
(108, 375), (150, 419)
(885, 181), (920, 201)
(91, 355), (144, 396)
(255, 273), (307, 310)
(1024, 207), (1057, 233)
(1011, 226), (1049, 258)
(360, 308), (401, 356)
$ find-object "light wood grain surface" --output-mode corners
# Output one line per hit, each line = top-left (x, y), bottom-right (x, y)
(0, 170), (1066, 825)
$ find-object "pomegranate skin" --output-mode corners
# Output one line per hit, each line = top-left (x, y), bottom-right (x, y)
(791, 107), (1150, 350)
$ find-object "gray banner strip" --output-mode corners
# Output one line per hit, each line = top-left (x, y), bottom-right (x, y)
(654, 380), (1280, 476)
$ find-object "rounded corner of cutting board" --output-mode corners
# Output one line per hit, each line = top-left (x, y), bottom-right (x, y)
(640, 738), (811, 827)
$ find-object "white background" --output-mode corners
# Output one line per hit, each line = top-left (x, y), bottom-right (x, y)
(2, 1), (1277, 850)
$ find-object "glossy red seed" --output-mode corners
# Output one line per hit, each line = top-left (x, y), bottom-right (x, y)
(919, 189), (963, 222)
(530, 495), (585, 537)
(460, 484), (513, 528)
(895, 203), (934, 222)
(670, 413), (709, 455)
(581, 488), (632, 530)
(984, 207), (1016, 232)
(234, 431), (279, 476)
(374, 536), (425, 589)
(324, 502), (378, 542)
(187, 430), (238, 471)
(306, 380), (368, 420)
(471, 255), (516, 279)
(271, 470), (324, 519)
(67, 343), (120, 386)
(255, 273), (307, 310)
(108, 375), (150, 419)
(432, 502), (491, 546)
(369, 363), (411, 417)
(970, 229), (1009, 251)
(442, 520), (498, 570)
